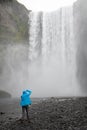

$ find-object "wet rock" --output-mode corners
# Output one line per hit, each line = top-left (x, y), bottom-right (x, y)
(1, 97), (87, 130)
(0, 112), (5, 115)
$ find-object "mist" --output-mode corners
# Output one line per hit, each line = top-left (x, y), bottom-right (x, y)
(0, 43), (29, 97)
(28, 57), (81, 97)
(74, 0), (87, 93)
(28, 7), (84, 97)
(1, 0), (87, 98)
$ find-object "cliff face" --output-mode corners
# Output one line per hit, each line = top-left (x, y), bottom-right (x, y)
(0, 0), (29, 97)
(0, 0), (29, 43)
(74, 0), (87, 92)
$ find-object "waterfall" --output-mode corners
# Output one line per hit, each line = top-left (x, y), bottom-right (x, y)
(28, 6), (80, 97)
(29, 12), (43, 61)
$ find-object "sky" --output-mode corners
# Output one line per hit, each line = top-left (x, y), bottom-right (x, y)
(17, 0), (77, 12)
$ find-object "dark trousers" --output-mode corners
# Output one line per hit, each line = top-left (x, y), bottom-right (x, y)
(22, 105), (29, 120)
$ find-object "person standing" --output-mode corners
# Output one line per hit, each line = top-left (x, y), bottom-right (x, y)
(20, 90), (32, 121)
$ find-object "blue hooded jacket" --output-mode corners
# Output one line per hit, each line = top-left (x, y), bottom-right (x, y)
(20, 90), (32, 106)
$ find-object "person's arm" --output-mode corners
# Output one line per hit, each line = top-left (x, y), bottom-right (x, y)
(26, 90), (32, 95)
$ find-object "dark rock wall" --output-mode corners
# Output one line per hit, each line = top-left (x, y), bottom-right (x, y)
(0, 0), (29, 43)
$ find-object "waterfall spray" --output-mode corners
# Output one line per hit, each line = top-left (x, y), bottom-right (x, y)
(28, 6), (81, 97)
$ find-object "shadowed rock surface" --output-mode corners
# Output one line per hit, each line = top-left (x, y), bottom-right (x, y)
(0, 90), (11, 98)
(0, 0), (29, 43)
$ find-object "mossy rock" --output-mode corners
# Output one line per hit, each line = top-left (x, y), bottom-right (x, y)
(0, 90), (11, 98)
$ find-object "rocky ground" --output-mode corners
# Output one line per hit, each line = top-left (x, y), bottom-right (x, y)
(0, 97), (87, 130)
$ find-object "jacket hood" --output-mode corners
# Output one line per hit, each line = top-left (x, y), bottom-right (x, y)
(23, 91), (27, 94)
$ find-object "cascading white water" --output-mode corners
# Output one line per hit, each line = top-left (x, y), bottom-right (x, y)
(28, 6), (81, 97)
